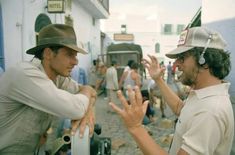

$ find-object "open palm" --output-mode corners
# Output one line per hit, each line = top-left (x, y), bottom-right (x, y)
(142, 55), (165, 80)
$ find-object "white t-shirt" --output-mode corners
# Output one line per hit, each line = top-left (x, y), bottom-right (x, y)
(123, 66), (130, 72)
(170, 83), (234, 155)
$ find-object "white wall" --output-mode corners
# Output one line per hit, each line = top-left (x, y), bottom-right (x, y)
(1, 0), (58, 68)
(1, 0), (102, 72)
(1, 0), (25, 68)
(72, 0), (101, 71)
(202, 0), (235, 103)
(103, 29), (179, 66)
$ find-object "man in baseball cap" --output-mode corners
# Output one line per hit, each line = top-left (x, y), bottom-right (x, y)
(166, 27), (227, 59)
(110, 26), (234, 155)
(0, 24), (96, 154)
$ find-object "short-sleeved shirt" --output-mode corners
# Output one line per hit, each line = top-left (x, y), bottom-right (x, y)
(106, 66), (118, 90)
(0, 59), (89, 154)
(170, 83), (234, 155)
(123, 66), (130, 73)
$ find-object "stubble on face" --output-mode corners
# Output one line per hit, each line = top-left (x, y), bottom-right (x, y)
(50, 48), (77, 78)
(180, 65), (199, 87)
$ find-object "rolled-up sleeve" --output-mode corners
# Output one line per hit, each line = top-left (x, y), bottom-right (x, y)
(8, 64), (89, 119)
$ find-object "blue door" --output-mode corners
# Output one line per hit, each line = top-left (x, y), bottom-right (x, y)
(0, 4), (4, 70)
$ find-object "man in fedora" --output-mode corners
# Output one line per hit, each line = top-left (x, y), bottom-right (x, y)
(0, 24), (96, 154)
(110, 27), (234, 154)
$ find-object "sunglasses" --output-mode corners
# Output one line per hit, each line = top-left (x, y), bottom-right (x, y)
(176, 52), (191, 63)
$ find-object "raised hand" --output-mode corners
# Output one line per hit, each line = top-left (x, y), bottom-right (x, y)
(109, 86), (148, 132)
(142, 55), (165, 81)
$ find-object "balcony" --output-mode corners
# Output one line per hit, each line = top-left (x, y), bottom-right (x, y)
(77, 0), (109, 19)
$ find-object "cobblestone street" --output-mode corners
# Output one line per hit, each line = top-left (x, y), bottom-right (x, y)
(95, 93), (176, 155)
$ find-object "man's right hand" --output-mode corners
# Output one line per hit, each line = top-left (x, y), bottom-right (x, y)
(110, 86), (148, 132)
(142, 55), (165, 81)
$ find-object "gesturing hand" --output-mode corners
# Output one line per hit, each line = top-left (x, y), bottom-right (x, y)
(142, 55), (165, 81)
(109, 86), (148, 132)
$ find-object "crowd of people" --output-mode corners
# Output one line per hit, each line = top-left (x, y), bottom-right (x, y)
(0, 23), (234, 155)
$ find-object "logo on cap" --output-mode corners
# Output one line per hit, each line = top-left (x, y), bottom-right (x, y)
(178, 30), (188, 46)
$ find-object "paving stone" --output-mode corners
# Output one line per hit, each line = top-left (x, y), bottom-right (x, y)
(159, 119), (174, 129)
(95, 95), (175, 155)
(112, 138), (126, 150)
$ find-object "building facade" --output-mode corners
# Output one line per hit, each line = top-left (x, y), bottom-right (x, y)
(0, 0), (109, 71)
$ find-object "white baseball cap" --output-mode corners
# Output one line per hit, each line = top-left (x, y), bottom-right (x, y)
(166, 27), (227, 58)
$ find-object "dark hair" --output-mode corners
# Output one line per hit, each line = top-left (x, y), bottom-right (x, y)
(130, 62), (139, 70)
(93, 60), (97, 66)
(127, 60), (134, 67)
(190, 47), (231, 79)
(111, 60), (117, 66)
(34, 46), (63, 60)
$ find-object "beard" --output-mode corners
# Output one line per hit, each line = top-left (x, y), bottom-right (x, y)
(180, 67), (199, 87)
(182, 76), (195, 86)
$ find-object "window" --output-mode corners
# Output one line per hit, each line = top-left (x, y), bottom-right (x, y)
(121, 24), (127, 34)
(177, 24), (185, 34)
(155, 43), (160, 53)
(163, 24), (172, 35)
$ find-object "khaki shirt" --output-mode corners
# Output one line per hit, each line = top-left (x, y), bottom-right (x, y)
(0, 59), (89, 154)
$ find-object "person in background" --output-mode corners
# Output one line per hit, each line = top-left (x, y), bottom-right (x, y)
(0, 24), (97, 154)
(88, 59), (98, 88)
(166, 61), (173, 84)
(141, 89), (155, 125)
(110, 27), (234, 155)
(148, 79), (166, 118)
(105, 60), (119, 103)
(0, 66), (4, 77)
(122, 62), (142, 98)
(119, 59), (134, 89)
(93, 62), (107, 100)
(159, 61), (165, 68)
(172, 61), (177, 79)
(71, 63), (88, 85)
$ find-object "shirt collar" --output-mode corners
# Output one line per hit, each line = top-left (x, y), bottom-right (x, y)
(32, 58), (63, 85)
(192, 82), (230, 99)
(31, 58), (47, 73)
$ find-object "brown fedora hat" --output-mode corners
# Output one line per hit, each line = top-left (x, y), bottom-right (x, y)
(26, 24), (87, 55)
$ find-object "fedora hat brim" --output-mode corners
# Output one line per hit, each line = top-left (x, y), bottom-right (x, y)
(26, 43), (88, 55)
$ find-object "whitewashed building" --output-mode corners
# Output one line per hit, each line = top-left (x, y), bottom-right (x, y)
(0, 0), (109, 71)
